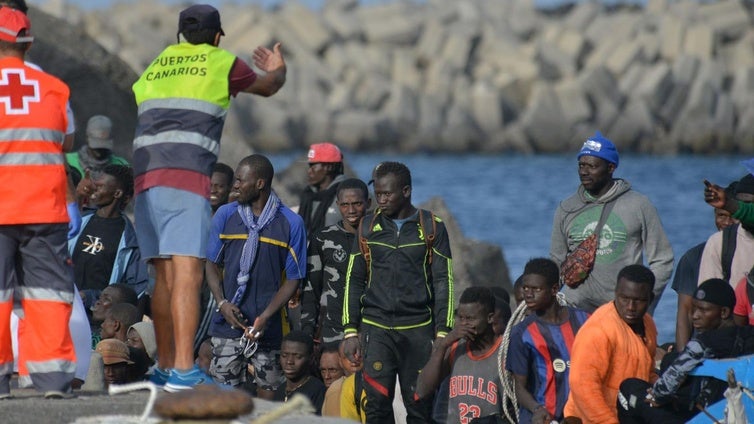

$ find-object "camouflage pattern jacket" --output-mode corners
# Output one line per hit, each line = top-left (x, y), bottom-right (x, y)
(653, 325), (754, 408)
(301, 222), (356, 344)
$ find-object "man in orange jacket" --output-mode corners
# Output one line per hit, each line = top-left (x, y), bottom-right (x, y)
(0, 6), (76, 398)
(564, 265), (659, 424)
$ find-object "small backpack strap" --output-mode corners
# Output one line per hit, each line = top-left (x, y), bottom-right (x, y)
(419, 209), (437, 265)
(746, 265), (754, 316)
(354, 370), (364, 417)
(358, 214), (379, 280)
(358, 216), (370, 263)
(721, 224), (738, 283)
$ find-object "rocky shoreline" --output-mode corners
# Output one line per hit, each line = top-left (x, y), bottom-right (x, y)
(32, 0), (754, 157)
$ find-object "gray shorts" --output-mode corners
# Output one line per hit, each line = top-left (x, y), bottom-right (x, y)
(209, 336), (284, 391)
(0, 224), (73, 298)
(134, 186), (211, 260)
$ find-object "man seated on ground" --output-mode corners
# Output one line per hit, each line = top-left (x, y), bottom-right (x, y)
(319, 343), (344, 389)
(126, 347), (152, 384)
(618, 278), (754, 423)
(507, 258), (590, 424)
(96, 338), (135, 388)
(322, 340), (358, 417)
(69, 164), (148, 310)
(273, 331), (327, 414)
(337, 339), (367, 421)
(90, 284), (138, 349)
(100, 303), (141, 343)
(127, 321), (157, 367)
(416, 287), (504, 423)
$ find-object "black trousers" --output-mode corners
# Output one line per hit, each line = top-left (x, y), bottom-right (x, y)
(361, 323), (434, 424)
(617, 378), (694, 424)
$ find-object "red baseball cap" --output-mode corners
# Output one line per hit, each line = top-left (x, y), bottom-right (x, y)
(0, 7), (33, 43)
(307, 143), (342, 163)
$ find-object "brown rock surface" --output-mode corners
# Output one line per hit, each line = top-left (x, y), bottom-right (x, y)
(153, 384), (254, 420)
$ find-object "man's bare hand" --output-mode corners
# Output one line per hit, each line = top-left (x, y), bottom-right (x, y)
(220, 301), (248, 330)
(253, 42), (285, 73)
(704, 180), (727, 209)
(704, 179), (739, 213)
(342, 336), (361, 363)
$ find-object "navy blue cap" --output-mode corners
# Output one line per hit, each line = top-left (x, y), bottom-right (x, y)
(178, 4), (224, 36)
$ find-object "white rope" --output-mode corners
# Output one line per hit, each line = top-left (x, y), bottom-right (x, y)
(248, 393), (314, 424)
(108, 381), (159, 423)
(498, 292), (568, 423)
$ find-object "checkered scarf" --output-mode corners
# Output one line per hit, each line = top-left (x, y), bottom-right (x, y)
(229, 191), (281, 307)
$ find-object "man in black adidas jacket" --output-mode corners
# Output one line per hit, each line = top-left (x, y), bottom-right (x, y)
(341, 161), (454, 423)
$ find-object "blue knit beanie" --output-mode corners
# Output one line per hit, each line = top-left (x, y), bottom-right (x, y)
(578, 131), (619, 168)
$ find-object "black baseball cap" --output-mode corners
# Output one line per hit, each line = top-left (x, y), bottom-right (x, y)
(178, 4), (225, 36)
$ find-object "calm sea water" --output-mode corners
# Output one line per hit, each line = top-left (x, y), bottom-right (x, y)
(268, 152), (748, 344)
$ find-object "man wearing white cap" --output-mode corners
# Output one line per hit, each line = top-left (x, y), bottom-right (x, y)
(66, 115), (129, 186)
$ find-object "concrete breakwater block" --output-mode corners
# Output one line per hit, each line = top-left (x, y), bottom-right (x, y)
(30, 0), (754, 154)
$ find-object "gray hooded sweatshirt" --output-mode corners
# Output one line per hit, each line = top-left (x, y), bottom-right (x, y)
(550, 179), (674, 312)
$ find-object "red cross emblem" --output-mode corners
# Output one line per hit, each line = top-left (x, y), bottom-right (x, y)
(0, 68), (39, 115)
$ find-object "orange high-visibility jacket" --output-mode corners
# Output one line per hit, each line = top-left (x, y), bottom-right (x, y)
(0, 56), (69, 225)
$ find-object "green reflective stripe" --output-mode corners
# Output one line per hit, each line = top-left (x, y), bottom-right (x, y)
(369, 241), (425, 249)
(446, 257), (455, 328)
(138, 98), (227, 118)
(343, 253), (358, 326)
(0, 153), (64, 166)
(362, 317), (433, 330)
(19, 286), (74, 303)
(133, 130), (220, 156)
(0, 128), (65, 143)
(0, 288), (12, 302)
(26, 359), (76, 374)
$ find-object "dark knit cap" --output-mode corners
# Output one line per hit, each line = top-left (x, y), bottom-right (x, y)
(694, 278), (736, 309)
(735, 174), (754, 196)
